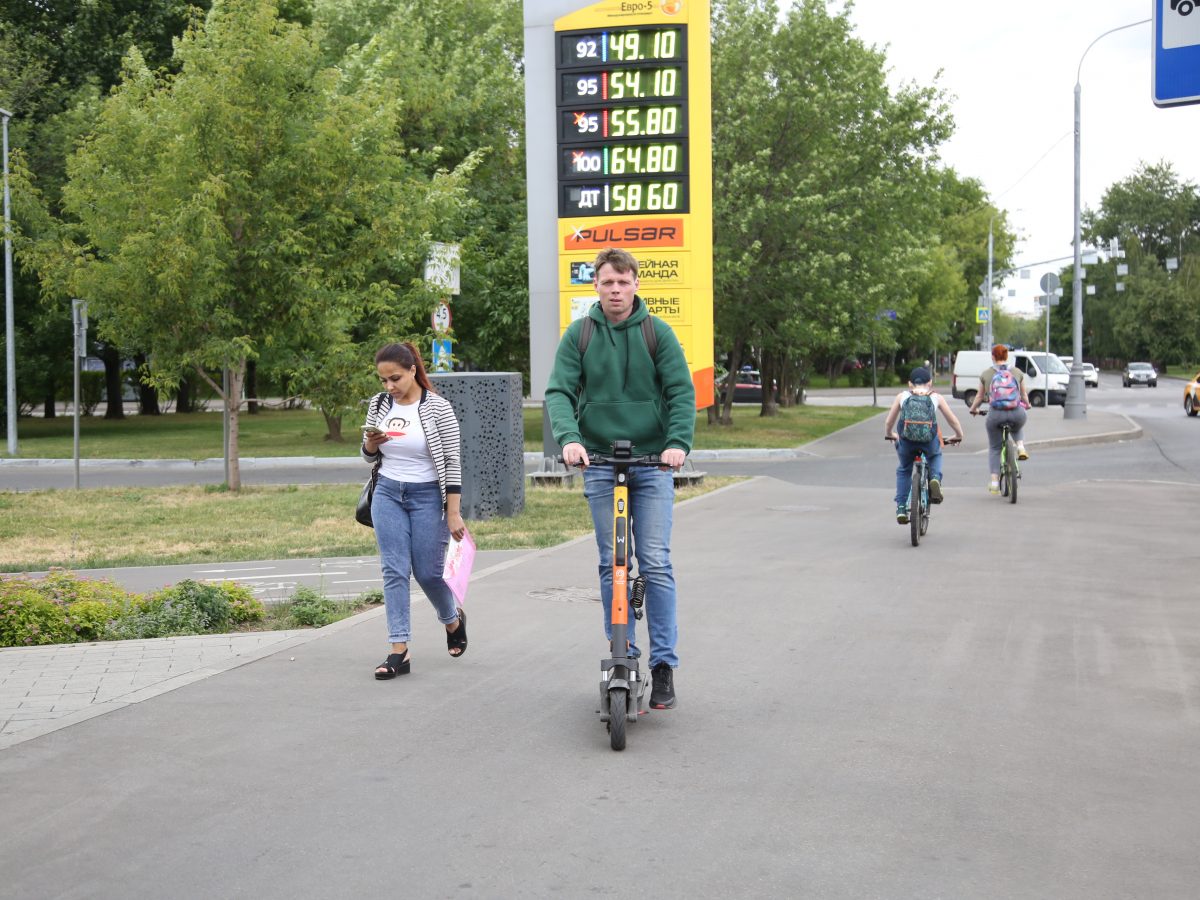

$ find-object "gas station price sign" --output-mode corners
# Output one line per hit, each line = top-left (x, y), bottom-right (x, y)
(553, 0), (713, 412)
(559, 26), (685, 66)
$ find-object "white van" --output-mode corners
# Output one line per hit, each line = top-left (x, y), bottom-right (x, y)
(952, 350), (1070, 407)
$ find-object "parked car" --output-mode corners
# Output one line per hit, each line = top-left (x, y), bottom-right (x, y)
(1081, 362), (1099, 388)
(1122, 362), (1157, 388)
(717, 368), (774, 403)
(1184, 371), (1200, 416)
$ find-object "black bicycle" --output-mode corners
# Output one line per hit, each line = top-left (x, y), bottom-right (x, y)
(887, 436), (960, 547)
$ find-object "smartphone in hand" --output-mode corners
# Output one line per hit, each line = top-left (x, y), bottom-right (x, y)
(362, 425), (387, 439)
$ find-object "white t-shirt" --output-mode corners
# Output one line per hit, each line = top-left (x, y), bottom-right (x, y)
(377, 400), (438, 482)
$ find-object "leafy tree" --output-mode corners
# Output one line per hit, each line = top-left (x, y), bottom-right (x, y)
(40, 0), (475, 487)
(1070, 161), (1199, 364)
(711, 0), (953, 421)
(311, 0), (529, 382)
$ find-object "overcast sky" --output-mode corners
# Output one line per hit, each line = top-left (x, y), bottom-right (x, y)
(821, 0), (1200, 316)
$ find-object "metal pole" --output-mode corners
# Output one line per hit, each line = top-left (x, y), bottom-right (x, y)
(1067, 18), (1149, 420)
(2, 108), (16, 455)
(73, 300), (82, 489)
(1045, 294), (1051, 399)
(222, 367), (230, 486)
(986, 220), (994, 350)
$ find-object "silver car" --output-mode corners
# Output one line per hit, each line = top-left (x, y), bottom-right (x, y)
(1122, 362), (1157, 388)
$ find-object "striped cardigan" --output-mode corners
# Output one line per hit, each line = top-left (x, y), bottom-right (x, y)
(360, 389), (462, 510)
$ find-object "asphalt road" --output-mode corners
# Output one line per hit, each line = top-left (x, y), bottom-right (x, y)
(2, 380), (1199, 898)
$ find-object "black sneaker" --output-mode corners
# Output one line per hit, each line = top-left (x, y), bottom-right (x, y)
(650, 663), (676, 709)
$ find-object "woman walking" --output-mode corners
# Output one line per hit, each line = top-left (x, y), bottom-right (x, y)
(362, 342), (467, 679)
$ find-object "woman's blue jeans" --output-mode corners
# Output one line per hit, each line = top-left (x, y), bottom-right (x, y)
(583, 465), (679, 668)
(371, 476), (458, 644)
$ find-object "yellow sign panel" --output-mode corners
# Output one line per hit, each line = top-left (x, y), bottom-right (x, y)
(554, 0), (713, 409)
(976, 307), (991, 324)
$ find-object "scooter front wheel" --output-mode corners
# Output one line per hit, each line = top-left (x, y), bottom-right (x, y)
(607, 688), (628, 751)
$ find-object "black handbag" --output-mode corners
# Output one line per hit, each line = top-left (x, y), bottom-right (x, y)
(356, 461), (381, 528)
(356, 392), (388, 528)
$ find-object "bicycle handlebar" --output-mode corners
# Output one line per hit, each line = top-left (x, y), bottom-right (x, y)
(559, 452), (665, 468)
(885, 436), (962, 445)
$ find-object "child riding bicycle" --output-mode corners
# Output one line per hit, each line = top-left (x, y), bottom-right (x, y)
(884, 366), (965, 524)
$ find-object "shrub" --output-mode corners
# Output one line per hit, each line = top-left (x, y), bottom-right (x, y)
(102, 592), (210, 640)
(156, 580), (234, 631)
(66, 600), (120, 641)
(288, 587), (339, 628)
(219, 581), (266, 625)
(38, 570), (139, 609)
(0, 580), (74, 647)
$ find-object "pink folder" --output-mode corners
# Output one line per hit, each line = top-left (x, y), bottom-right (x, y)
(442, 528), (476, 606)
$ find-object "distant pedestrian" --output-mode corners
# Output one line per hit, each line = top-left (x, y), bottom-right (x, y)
(361, 342), (467, 679)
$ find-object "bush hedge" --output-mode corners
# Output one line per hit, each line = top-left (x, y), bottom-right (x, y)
(0, 572), (270, 648)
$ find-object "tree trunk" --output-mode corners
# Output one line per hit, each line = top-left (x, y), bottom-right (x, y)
(720, 341), (745, 425)
(101, 345), (125, 420)
(226, 363), (244, 491)
(134, 355), (160, 415)
(43, 392), (56, 418)
(176, 376), (193, 414)
(246, 359), (259, 415)
(322, 409), (344, 442)
(758, 354), (780, 417)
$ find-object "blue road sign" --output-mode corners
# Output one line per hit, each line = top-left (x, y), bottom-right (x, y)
(1154, 0), (1200, 107)
(432, 338), (453, 372)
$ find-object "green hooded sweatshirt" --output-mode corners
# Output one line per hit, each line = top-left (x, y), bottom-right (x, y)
(545, 298), (695, 456)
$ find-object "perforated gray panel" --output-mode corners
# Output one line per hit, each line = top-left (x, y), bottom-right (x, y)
(429, 373), (525, 520)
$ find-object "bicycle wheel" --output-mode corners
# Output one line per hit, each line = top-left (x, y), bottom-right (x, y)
(1005, 435), (1018, 504)
(998, 438), (1009, 497)
(608, 688), (627, 751)
(910, 461), (923, 547)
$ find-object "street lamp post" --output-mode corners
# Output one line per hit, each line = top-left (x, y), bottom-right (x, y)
(2, 107), (15, 454)
(1068, 19), (1149, 419)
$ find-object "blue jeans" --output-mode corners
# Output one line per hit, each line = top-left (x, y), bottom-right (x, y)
(371, 477), (458, 644)
(583, 465), (679, 668)
(894, 437), (943, 506)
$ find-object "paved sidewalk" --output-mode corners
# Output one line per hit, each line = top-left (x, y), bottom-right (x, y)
(0, 627), (317, 749)
(0, 408), (1142, 752)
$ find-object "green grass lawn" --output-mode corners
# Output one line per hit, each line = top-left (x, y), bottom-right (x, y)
(0, 477), (738, 572)
(5, 403), (882, 459)
(0, 400), (879, 572)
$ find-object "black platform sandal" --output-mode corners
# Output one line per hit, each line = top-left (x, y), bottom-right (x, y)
(374, 650), (411, 680)
(446, 608), (467, 658)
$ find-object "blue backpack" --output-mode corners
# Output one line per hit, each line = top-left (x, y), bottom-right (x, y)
(900, 392), (937, 442)
(989, 366), (1020, 410)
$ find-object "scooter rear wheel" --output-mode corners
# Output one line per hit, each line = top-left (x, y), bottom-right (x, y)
(608, 688), (627, 751)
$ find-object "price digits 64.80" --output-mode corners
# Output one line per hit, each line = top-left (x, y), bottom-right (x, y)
(564, 142), (685, 178)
